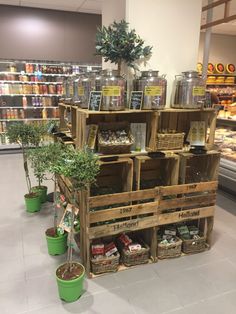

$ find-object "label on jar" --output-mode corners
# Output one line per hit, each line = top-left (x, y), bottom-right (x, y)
(102, 86), (121, 97)
(69, 86), (73, 97)
(144, 86), (162, 96)
(78, 86), (84, 96)
(192, 86), (205, 96)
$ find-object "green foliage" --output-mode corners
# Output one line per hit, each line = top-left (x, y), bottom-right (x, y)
(6, 123), (47, 148)
(27, 145), (50, 186)
(95, 20), (152, 70)
(54, 146), (100, 191)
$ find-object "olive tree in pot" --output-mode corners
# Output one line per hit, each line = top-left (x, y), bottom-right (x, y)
(55, 147), (100, 302)
(6, 123), (47, 213)
(44, 143), (69, 256)
(27, 145), (49, 203)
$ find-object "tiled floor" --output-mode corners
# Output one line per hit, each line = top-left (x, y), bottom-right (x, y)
(1, 153), (236, 314)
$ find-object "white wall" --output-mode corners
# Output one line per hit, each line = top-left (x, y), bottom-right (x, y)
(198, 32), (236, 65)
(102, 0), (202, 104)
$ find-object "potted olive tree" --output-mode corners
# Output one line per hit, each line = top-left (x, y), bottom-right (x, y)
(44, 143), (69, 256)
(95, 19), (152, 75)
(27, 145), (49, 203)
(55, 147), (100, 302)
(6, 123), (47, 213)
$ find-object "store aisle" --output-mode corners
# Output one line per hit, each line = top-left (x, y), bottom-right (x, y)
(1, 153), (236, 314)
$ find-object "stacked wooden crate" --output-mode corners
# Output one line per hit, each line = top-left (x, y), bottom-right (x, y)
(57, 104), (220, 278)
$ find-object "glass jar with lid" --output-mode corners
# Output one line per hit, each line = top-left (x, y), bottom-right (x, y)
(100, 70), (126, 111)
(134, 70), (167, 109)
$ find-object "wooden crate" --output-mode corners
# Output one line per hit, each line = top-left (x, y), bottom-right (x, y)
(81, 188), (160, 275)
(134, 154), (179, 190)
(154, 108), (217, 151)
(74, 108), (158, 152)
(179, 151), (220, 184)
(157, 181), (217, 256)
(91, 157), (133, 197)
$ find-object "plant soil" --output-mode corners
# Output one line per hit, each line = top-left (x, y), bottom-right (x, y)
(56, 262), (84, 281)
(46, 227), (60, 238)
(25, 192), (39, 199)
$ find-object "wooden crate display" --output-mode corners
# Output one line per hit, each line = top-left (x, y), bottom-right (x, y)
(134, 154), (179, 190)
(179, 151), (220, 184)
(91, 158), (133, 198)
(73, 108), (158, 152)
(154, 108), (217, 151)
(156, 181), (217, 257)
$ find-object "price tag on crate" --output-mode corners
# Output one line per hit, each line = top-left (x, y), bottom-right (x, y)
(88, 91), (102, 111)
(129, 91), (143, 110)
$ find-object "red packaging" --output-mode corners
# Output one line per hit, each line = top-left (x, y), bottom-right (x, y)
(91, 244), (104, 256)
(118, 233), (132, 247)
(104, 242), (118, 257)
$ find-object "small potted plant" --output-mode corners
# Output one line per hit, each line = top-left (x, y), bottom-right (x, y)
(6, 123), (47, 213)
(95, 19), (152, 75)
(27, 145), (49, 203)
(43, 143), (69, 256)
(55, 147), (100, 302)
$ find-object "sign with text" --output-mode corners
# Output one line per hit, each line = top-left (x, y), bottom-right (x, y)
(129, 91), (143, 110)
(88, 91), (102, 111)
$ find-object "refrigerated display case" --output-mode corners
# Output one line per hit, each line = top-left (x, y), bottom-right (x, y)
(0, 59), (101, 150)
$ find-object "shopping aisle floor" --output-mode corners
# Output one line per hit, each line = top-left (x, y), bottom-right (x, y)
(1, 153), (236, 314)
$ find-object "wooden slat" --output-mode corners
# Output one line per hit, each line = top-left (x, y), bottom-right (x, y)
(159, 193), (216, 210)
(89, 201), (159, 224)
(160, 181), (218, 196)
(89, 187), (159, 208)
(202, 0), (230, 11)
(157, 206), (215, 226)
(89, 216), (158, 239)
(201, 14), (236, 30)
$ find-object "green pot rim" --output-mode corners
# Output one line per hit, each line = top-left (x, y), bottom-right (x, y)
(45, 230), (68, 239)
(56, 262), (85, 283)
(32, 186), (48, 191)
(24, 193), (40, 199)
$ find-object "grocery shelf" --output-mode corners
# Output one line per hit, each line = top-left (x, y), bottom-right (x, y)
(0, 71), (72, 77)
(0, 118), (59, 121)
(0, 106), (57, 109)
(0, 80), (62, 84)
(0, 94), (61, 97)
(206, 83), (236, 86)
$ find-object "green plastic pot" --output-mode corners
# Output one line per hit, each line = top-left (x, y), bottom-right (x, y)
(31, 186), (48, 203)
(56, 262), (85, 302)
(45, 230), (68, 255)
(24, 193), (41, 213)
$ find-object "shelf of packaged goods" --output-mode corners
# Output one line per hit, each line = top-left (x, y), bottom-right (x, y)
(216, 118), (236, 127)
(0, 71), (73, 77)
(207, 73), (236, 77)
(0, 94), (61, 97)
(218, 95), (236, 98)
(0, 118), (59, 121)
(206, 83), (236, 86)
(0, 80), (62, 84)
(0, 106), (58, 109)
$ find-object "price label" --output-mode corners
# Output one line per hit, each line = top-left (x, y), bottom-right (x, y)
(193, 86), (205, 96)
(102, 86), (121, 97)
(88, 91), (102, 111)
(129, 91), (143, 110)
(78, 86), (84, 96)
(144, 86), (162, 96)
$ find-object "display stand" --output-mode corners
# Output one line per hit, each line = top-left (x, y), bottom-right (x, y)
(57, 103), (220, 278)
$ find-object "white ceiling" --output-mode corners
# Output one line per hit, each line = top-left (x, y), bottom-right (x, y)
(0, 0), (103, 14)
(0, 0), (235, 34)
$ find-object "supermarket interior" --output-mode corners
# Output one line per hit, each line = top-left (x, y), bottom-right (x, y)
(0, 1), (236, 314)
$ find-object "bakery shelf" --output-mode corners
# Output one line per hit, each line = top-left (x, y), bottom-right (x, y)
(217, 118), (236, 128)
(0, 106), (57, 109)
